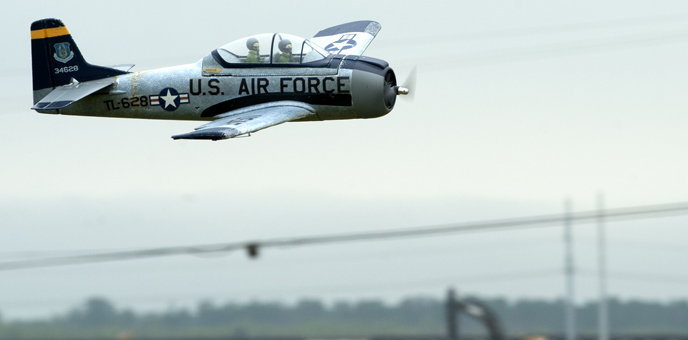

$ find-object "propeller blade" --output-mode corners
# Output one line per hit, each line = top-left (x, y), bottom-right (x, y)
(402, 66), (417, 101)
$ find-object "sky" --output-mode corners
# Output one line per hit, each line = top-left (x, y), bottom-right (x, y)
(1, 0), (688, 320)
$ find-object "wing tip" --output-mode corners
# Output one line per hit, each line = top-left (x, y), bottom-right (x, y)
(171, 127), (240, 141)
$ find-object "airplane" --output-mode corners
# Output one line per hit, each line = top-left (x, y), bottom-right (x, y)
(30, 18), (413, 141)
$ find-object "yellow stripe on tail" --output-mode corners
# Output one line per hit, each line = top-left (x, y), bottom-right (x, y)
(31, 26), (70, 40)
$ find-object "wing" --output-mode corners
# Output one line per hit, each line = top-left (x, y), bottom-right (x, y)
(31, 78), (115, 110)
(172, 102), (316, 141)
(310, 20), (381, 56)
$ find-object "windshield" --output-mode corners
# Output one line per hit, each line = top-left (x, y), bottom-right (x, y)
(216, 33), (328, 65)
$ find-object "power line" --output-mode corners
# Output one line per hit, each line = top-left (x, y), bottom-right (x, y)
(577, 240), (688, 254)
(2, 201), (688, 271)
(578, 269), (688, 285)
(0, 234), (562, 261)
(379, 13), (688, 47)
(410, 29), (688, 71)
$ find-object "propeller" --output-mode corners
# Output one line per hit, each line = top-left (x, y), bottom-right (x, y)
(395, 66), (417, 101)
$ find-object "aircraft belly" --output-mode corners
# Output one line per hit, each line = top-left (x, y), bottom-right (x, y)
(310, 104), (356, 120)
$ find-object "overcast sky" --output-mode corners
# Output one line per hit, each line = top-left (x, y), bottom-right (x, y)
(2, 0), (688, 320)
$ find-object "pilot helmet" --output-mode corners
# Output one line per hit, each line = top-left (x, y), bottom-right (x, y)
(246, 37), (260, 52)
(278, 39), (293, 54)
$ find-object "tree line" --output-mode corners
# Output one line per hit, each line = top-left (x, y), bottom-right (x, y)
(0, 296), (687, 338)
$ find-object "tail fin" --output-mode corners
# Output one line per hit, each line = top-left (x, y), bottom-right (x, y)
(31, 18), (128, 102)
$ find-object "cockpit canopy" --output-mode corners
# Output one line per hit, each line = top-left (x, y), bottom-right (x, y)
(216, 33), (329, 65)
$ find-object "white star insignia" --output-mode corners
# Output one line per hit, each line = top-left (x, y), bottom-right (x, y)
(160, 89), (178, 108)
(330, 42), (348, 51)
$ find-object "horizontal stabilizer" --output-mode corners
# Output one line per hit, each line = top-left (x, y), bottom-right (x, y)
(108, 64), (135, 72)
(31, 78), (114, 110)
(173, 102), (315, 141)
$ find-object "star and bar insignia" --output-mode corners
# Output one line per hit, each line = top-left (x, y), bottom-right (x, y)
(150, 88), (190, 111)
(324, 34), (358, 54)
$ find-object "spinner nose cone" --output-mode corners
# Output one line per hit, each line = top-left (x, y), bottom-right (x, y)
(395, 87), (410, 95)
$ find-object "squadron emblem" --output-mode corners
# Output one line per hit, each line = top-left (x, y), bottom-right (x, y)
(150, 88), (189, 111)
(53, 42), (74, 63)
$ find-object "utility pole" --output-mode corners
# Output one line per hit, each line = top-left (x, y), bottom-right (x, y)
(597, 193), (609, 340)
(447, 288), (458, 340)
(564, 199), (576, 340)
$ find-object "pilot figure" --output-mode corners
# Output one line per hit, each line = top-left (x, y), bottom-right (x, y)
(276, 39), (295, 63)
(246, 37), (263, 63)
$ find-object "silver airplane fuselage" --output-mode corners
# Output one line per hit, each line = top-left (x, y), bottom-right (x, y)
(52, 55), (396, 123)
(30, 19), (403, 140)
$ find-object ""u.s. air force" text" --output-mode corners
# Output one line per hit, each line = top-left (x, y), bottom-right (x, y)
(189, 77), (350, 96)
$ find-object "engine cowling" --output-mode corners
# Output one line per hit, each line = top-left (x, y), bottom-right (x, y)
(349, 57), (397, 119)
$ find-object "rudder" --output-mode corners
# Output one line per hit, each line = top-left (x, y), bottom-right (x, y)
(31, 18), (128, 103)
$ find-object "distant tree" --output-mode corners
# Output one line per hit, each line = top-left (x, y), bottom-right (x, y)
(293, 299), (325, 322)
(352, 300), (389, 322)
(666, 300), (688, 329)
(161, 308), (193, 328)
(396, 297), (442, 326)
(240, 301), (286, 324)
(6, 295), (688, 337)
(331, 301), (354, 321)
(85, 297), (117, 326)
(64, 297), (119, 327)
(119, 309), (136, 327)
(196, 300), (222, 326)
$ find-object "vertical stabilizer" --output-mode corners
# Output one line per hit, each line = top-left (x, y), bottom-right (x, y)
(30, 18), (129, 103)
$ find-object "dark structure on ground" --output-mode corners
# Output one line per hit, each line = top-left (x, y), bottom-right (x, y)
(446, 288), (505, 340)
